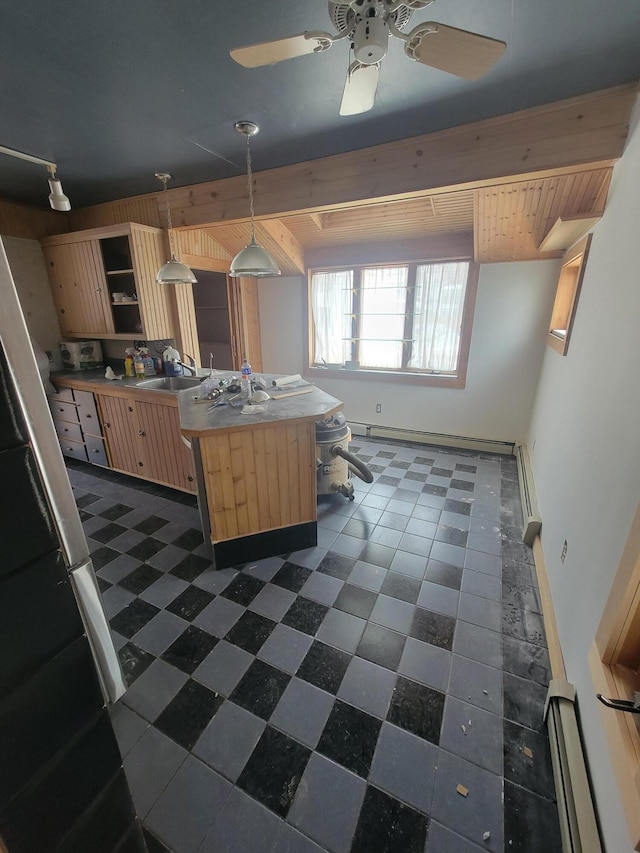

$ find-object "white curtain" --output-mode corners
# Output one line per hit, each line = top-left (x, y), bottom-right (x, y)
(311, 270), (352, 365)
(359, 266), (408, 368)
(410, 262), (469, 372)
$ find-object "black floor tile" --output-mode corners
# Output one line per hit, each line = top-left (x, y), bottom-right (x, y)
(297, 640), (351, 694)
(317, 700), (381, 777)
(237, 726), (311, 818)
(92, 522), (128, 544)
(376, 451), (396, 459)
(356, 623), (405, 670)
(271, 561), (313, 592)
(75, 492), (102, 509)
(404, 471), (427, 483)
(387, 676), (445, 744)
(127, 537), (166, 561)
(450, 478), (474, 492)
(317, 552), (357, 581)
(166, 586), (215, 621)
(171, 527), (205, 551)
(96, 576), (111, 593)
(503, 673), (548, 733)
(455, 464), (477, 474)
(435, 525), (468, 547)
(170, 553), (211, 582)
(409, 608), (455, 650)
(118, 563), (163, 594)
(143, 829), (173, 853)
(333, 584), (378, 620)
(443, 498), (471, 516)
(502, 540), (535, 566)
(359, 542), (396, 569)
(351, 786), (429, 853)
(134, 515), (169, 536)
(230, 659), (291, 719)
(424, 560), (463, 590)
(91, 545), (120, 570)
(342, 518), (376, 539)
(220, 573), (266, 606)
(161, 625), (218, 674)
(422, 483), (447, 497)
(502, 636), (551, 686)
(504, 781), (562, 853)
(378, 475), (401, 487)
(415, 457), (435, 466)
(281, 597), (329, 635)
(380, 572), (421, 604)
(155, 679), (224, 750)
(110, 599), (160, 638)
(503, 720), (556, 800)
(225, 610), (277, 654)
(118, 642), (155, 686)
(79, 509), (92, 523)
(100, 503), (134, 521)
(431, 467), (453, 479)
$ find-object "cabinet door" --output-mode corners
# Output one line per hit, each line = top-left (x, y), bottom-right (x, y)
(135, 401), (196, 492)
(96, 395), (142, 476)
(129, 227), (174, 339)
(42, 243), (113, 337)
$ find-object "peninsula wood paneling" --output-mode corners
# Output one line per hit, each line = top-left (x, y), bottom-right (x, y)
(0, 198), (69, 239)
(176, 229), (230, 261)
(200, 421), (316, 543)
(136, 401), (195, 492)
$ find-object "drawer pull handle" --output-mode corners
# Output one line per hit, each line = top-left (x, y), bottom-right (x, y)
(138, 430), (145, 437)
(104, 422), (110, 428)
(187, 476), (194, 482)
(128, 406), (133, 412)
(138, 461), (144, 467)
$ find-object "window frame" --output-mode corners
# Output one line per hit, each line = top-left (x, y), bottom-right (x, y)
(305, 259), (479, 389)
(547, 234), (592, 356)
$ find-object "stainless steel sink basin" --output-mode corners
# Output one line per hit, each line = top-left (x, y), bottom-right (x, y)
(136, 376), (202, 392)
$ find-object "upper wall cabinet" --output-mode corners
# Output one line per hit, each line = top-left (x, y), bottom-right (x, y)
(41, 223), (174, 340)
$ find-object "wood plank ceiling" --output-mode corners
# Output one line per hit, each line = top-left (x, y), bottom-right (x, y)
(199, 165), (612, 274)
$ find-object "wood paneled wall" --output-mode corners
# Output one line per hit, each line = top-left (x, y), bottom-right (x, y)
(200, 421), (316, 542)
(0, 198), (69, 240)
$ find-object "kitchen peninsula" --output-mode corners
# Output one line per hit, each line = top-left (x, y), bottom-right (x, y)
(178, 377), (343, 568)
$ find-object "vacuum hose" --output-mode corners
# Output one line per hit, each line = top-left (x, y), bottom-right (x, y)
(332, 445), (374, 483)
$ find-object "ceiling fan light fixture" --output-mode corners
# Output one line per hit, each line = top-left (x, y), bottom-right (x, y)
(229, 121), (281, 279)
(155, 172), (197, 285)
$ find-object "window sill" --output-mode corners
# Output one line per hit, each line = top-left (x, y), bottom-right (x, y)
(305, 365), (466, 388)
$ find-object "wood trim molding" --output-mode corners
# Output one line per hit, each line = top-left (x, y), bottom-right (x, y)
(532, 535), (567, 680)
(180, 254), (230, 273)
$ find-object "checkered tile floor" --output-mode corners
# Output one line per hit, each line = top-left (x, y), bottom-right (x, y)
(68, 439), (562, 853)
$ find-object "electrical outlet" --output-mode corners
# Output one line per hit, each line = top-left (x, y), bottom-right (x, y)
(560, 539), (568, 563)
(375, 403), (382, 414)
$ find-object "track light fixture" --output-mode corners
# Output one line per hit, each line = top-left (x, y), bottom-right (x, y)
(155, 172), (197, 285)
(229, 121), (281, 278)
(0, 145), (71, 211)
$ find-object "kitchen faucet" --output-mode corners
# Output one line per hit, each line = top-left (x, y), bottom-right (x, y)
(179, 354), (197, 376)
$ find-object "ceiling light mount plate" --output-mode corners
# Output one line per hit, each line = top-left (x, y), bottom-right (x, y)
(155, 171), (172, 183)
(234, 121), (260, 137)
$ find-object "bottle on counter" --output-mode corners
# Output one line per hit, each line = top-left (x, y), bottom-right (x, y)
(240, 358), (252, 397)
(133, 350), (145, 378)
(124, 348), (135, 377)
(140, 347), (155, 376)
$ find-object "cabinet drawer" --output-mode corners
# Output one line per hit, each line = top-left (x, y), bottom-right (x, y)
(48, 387), (74, 404)
(84, 434), (108, 467)
(59, 439), (87, 462)
(49, 400), (79, 423)
(74, 392), (101, 436)
(54, 420), (83, 444)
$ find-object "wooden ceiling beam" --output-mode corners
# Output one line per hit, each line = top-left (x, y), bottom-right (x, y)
(255, 218), (305, 273)
(162, 84), (635, 228)
(305, 231), (474, 269)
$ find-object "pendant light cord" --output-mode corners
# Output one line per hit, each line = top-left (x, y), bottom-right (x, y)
(157, 173), (176, 258)
(245, 134), (257, 243)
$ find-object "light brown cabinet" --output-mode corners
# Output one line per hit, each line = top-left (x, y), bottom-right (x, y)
(95, 391), (195, 492)
(41, 223), (174, 341)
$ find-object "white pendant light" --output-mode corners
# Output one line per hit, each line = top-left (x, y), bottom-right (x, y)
(155, 172), (197, 285)
(229, 121), (281, 278)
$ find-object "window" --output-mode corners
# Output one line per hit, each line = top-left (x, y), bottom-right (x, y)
(308, 260), (478, 388)
(547, 234), (592, 355)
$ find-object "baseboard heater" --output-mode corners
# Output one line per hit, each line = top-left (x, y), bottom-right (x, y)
(544, 680), (602, 853)
(515, 442), (542, 545)
(348, 423), (514, 456)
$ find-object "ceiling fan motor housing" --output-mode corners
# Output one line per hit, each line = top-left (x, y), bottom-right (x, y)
(352, 0), (389, 64)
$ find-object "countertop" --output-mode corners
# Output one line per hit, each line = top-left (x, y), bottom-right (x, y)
(51, 369), (343, 434)
(178, 373), (343, 437)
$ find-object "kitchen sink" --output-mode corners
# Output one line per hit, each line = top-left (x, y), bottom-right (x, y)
(136, 376), (202, 392)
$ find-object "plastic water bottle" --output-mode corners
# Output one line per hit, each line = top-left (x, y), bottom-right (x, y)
(241, 358), (252, 397)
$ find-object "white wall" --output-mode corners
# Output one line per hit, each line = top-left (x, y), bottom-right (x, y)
(527, 97), (640, 850)
(2, 236), (62, 368)
(258, 261), (557, 443)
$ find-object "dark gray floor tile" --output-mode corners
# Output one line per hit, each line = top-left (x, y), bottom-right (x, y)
(288, 752), (366, 852)
(257, 623), (314, 675)
(316, 607), (367, 654)
(132, 610), (190, 657)
(440, 695), (503, 775)
(425, 822), (487, 852)
(274, 824), (326, 853)
(248, 582), (297, 620)
(453, 620), (503, 669)
(270, 677), (336, 748)
(193, 595), (244, 638)
(145, 755), (232, 853)
(458, 591), (501, 632)
(503, 720), (556, 800)
(430, 750), (503, 852)
(193, 639), (254, 697)
(370, 593), (416, 634)
(299, 570), (345, 605)
(109, 702), (149, 758)
(356, 622), (406, 670)
(417, 580), (459, 618)
(118, 641), (155, 687)
(199, 786), (283, 853)
(337, 656), (397, 719)
(502, 636), (551, 686)
(448, 654), (503, 716)
(122, 658), (189, 722)
(503, 672), (547, 732)
(123, 726), (187, 818)
(369, 721), (438, 813)
(398, 637), (451, 693)
(425, 560), (463, 590)
(139, 574), (190, 609)
(193, 700), (266, 782)
(380, 571), (421, 604)
(351, 785), (429, 853)
(462, 569), (502, 602)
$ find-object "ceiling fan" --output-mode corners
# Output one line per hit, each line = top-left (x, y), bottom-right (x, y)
(230, 0), (506, 116)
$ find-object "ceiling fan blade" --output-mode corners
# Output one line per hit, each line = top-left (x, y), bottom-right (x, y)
(230, 32), (333, 68)
(340, 62), (380, 116)
(405, 22), (506, 80)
